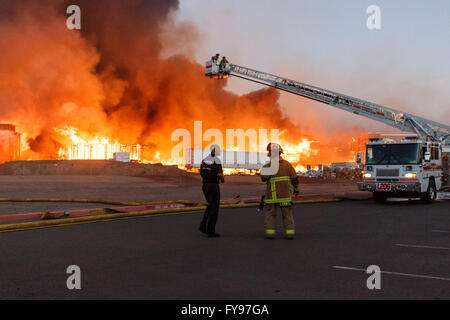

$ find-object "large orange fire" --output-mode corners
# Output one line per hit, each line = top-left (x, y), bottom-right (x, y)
(0, 0), (362, 171)
(43, 123), (355, 176)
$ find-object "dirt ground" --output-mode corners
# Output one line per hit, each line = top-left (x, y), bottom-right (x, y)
(0, 175), (359, 215)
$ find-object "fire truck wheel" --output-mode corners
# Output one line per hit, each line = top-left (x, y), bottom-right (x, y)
(421, 179), (436, 203)
(373, 192), (388, 203)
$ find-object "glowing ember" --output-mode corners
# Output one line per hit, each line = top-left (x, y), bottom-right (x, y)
(222, 168), (258, 176)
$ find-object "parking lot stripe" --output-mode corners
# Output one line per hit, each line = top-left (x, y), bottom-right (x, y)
(333, 266), (450, 282)
(395, 244), (450, 250)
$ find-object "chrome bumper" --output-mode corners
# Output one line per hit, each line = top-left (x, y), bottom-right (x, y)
(358, 181), (421, 193)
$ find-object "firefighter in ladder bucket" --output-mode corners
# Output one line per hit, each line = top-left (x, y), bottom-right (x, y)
(260, 143), (300, 240)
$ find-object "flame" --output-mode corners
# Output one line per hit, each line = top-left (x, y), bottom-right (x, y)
(55, 127), (142, 161)
(223, 168), (258, 176)
(18, 123), (355, 176)
(54, 126), (326, 175)
(282, 138), (319, 165)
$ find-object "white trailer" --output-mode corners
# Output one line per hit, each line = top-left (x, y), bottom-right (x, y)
(185, 148), (268, 170)
(113, 152), (131, 163)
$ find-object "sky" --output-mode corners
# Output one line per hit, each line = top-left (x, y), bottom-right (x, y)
(170, 0), (450, 136)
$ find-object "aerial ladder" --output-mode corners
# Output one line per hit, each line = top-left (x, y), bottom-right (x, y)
(206, 58), (450, 143)
(206, 55), (450, 201)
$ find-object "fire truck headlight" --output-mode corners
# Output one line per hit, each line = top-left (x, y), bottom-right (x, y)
(404, 173), (417, 178)
(364, 173), (372, 178)
(365, 166), (373, 171)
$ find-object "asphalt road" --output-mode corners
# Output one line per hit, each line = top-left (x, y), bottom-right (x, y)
(0, 199), (449, 300)
(0, 175), (358, 215)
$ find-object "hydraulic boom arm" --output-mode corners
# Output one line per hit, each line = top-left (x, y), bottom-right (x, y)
(206, 58), (450, 144)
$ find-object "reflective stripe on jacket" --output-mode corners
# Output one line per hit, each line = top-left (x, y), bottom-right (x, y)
(260, 159), (299, 206)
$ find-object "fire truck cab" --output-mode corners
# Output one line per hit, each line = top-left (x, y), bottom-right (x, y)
(358, 137), (450, 202)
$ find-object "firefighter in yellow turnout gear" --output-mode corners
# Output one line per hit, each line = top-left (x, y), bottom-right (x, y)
(260, 143), (300, 240)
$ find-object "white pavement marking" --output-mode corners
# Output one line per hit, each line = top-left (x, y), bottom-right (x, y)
(395, 244), (450, 250)
(333, 266), (450, 282)
(432, 230), (450, 233)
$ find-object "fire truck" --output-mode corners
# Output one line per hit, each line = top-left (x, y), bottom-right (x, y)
(205, 55), (450, 202)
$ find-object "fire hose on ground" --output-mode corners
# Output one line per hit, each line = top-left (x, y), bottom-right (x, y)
(0, 196), (355, 233)
(0, 198), (203, 207)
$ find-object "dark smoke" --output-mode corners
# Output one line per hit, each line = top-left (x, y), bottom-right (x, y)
(0, 0), (344, 164)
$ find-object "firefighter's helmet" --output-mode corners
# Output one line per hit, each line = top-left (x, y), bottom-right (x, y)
(210, 144), (221, 156)
(267, 143), (283, 154)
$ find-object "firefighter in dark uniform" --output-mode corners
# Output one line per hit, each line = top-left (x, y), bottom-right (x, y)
(211, 53), (220, 62)
(260, 143), (299, 240)
(199, 144), (225, 238)
(219, 56), (228, 73)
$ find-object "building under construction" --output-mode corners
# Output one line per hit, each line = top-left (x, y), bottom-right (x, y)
(0, 124), (21, 163)
(68, 143), (142, 161)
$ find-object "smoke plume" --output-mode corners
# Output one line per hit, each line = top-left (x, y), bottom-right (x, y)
(0, 0), (357, 164)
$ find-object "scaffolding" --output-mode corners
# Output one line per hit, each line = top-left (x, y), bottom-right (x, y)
(69, 143), (142, 161)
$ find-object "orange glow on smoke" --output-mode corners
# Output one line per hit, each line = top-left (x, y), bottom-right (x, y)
(0, 1), (362, 170)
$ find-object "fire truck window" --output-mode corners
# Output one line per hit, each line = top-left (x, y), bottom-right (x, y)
(366, 144), (420, 165)
(367, 148), (373, 159)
